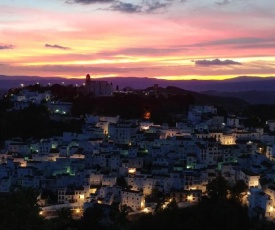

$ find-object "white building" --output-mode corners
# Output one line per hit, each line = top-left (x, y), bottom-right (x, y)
(108, 121), (139, 144)
(121, 189), (145, 211)
(227, 116), (239, 127)
(47, 101), (72, 115)
(238, 169), (260, 188)
(266, 120), (275, 132)
(266, 144), (275, 161)
(247, 188), (272, 220)
(58, 186), (86, 204)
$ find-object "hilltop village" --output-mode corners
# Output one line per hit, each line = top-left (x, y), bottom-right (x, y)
(1, 76), (275, 228)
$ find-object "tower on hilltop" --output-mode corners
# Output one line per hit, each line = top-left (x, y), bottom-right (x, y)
(84, 73), (113, 96)
(85, 74), (91, 94)
(85, 73), (91, 87)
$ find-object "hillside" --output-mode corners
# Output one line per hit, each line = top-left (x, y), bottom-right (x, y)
(201, 90), (275, 105)
(141, 86), (249, 112)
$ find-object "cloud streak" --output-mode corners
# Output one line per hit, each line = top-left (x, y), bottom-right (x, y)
(118, 47), (185, 55)
(16, 64), (146, 74)
(0, 44), (14, 50)
(191, 37), (268, 47)
(45, 44), (71, 50)
(194, 59), (242, 66)
(66, 0), (114, 4)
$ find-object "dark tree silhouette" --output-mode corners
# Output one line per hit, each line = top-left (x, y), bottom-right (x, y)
(0, 187), (45, 230)
(206, 174), (229, 201)
(229, 179), (248, 202)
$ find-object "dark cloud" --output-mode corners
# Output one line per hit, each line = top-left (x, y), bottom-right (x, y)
(0, 44), (14, 50)
(190, 37), (275, 50)
(145, 1), (170, 13)
(109, 2), (142, 13)
(66, 0), (186, 13)
(45, 44), (71, 50)
(106, 0), (182, 14)
(192, 37), (266, 47)
(194, 58), (242, 66)
(234, 43), (275, 49)
(66, 0), (114, 4)
(216, 0), (231, 6)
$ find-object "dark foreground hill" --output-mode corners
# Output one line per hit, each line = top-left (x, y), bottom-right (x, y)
(0, 84), (248, 141)
(72, 86), (248, 121)
(139, 86), (249, 112)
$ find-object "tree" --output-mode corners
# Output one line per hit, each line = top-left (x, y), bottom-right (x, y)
(109, 204), (129, 230)
(206, 174), (229, 201)
(166, 198), (178, 211)
(229, 180), (248, 202)
(0, 187), (45, 230)
(55, 207), (73, 229)
(79, 205), (103, 230)
(116, 176), (127, 188)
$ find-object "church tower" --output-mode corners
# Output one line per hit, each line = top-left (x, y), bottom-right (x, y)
(85, 73), (91, 93)
(85, 74), (91, 86)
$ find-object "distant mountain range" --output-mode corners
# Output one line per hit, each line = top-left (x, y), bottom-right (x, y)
(201, 90), (275, 105)
(1, 75), (275, 104)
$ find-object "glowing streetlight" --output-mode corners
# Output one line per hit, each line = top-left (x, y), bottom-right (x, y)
(187, 195), (193, 202)
(143, 207), (150, 213)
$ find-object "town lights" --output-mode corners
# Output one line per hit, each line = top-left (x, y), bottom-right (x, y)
(128, 168), (136, 174)
(143, 207), (149, 213)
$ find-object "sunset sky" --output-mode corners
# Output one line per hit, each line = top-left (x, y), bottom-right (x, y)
(1, 0), (275, 80)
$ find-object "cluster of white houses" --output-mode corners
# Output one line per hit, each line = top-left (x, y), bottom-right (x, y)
(8, 73), (114, 114)
(3, 92), (275, 221)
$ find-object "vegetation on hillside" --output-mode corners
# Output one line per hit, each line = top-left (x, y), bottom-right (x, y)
(1, 177), (274, 230)
(1, 83), (275, 142)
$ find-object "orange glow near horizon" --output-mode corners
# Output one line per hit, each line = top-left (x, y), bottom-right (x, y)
(154, 74), (275, 81)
